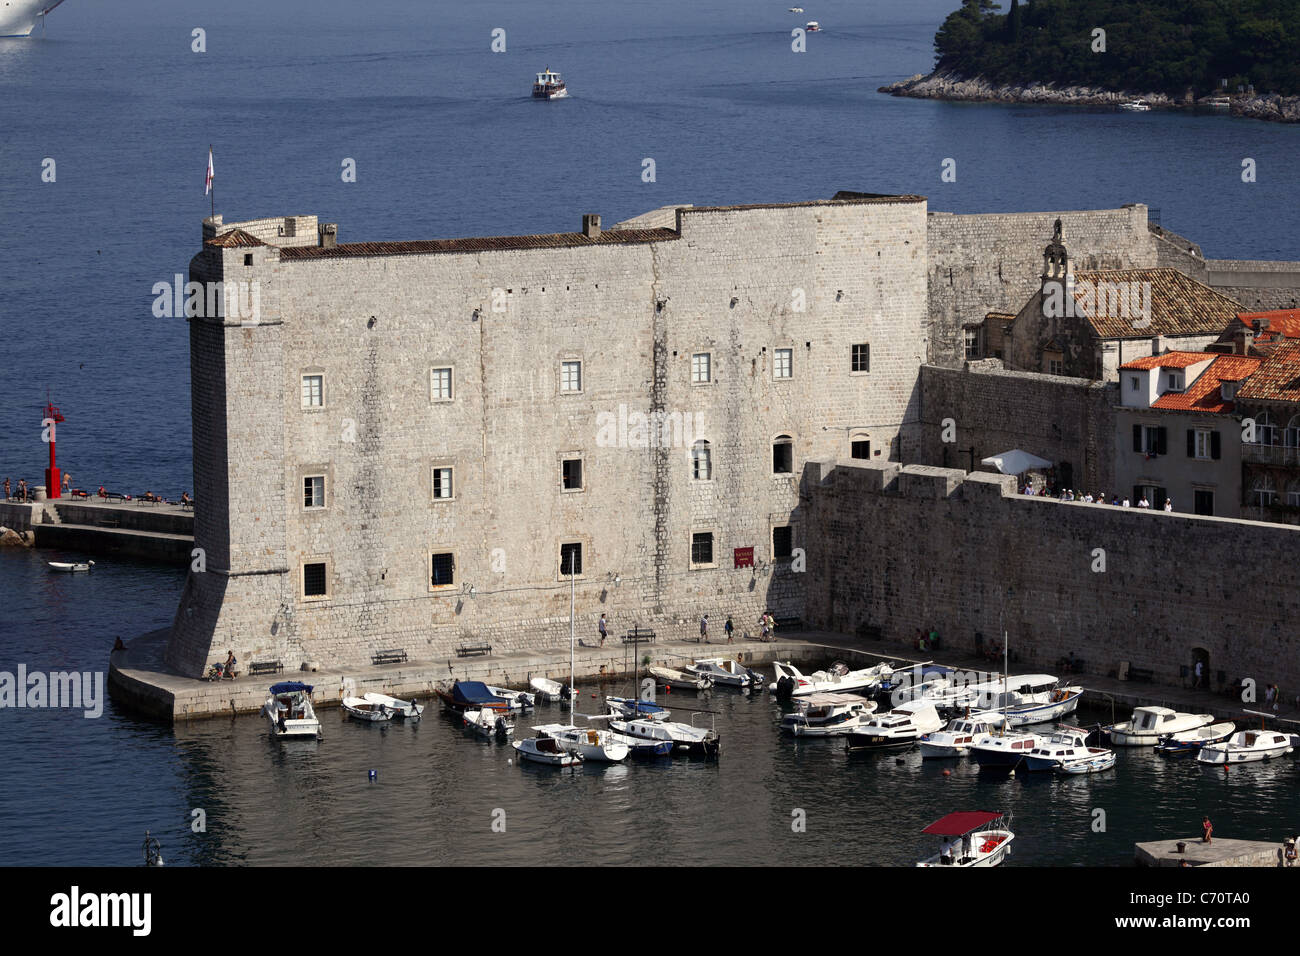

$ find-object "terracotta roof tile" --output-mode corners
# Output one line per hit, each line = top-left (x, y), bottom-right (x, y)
(1236, 341), (1300, 403)
(1151, 354), (1261, 413)
(279, 227), (679, 260)
(204, 228), (266, 248)
(1070, 268), (1242, 339)
(1120, 351), (1214, 370)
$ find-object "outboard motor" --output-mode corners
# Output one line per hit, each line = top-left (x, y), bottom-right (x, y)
(745, 668), (765, 689)
(775, 675), (797, 701)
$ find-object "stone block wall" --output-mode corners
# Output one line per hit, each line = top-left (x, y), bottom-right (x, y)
(804, 459), (1300, 693)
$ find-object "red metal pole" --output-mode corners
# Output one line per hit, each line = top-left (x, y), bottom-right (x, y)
(44, 401), (62, 499)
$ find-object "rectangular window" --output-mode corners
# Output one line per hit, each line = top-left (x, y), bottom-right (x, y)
(301, 374), (323, 408)
(1134, 425), (1167, 456)
(772, 525), (793, 560)
(303, 562), (327, 597)
(303, 475), (325, 509)
(963, 329), (979, 360)
(690, 532), (714, 567)
(1190, 428), (1220, 460)
(1048, 359), (1064, 376)
(560, 542), (583, 576)
(851, 439), (871, 460)
(432, 466), (453, 500)
(560, 360), (582, 393)
(852, 343), (871, 372)
(1129, 376), (1140, 391)
(692, 442), (711, 481)
(691, 352), (711, 384)
(773, 348), (792, 380)
(562, 458), (582, 491)
(1166, 372), (1184, 392)
(430, 367), (453, 402)
(1194, 489), (1214, 516)
(430, 552), (455, 587)
(773, 439), (793, 474)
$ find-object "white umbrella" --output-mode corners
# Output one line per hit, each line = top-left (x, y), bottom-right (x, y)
(981, 449), (1052, 475)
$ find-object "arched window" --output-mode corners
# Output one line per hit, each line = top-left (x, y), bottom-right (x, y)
(1251, 475), (1277, 507)
(772, 435), (794, 475)
(691, 440), (711, 481)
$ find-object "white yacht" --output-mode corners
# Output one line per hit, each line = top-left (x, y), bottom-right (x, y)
(919, 712), (1006, 759)
(780, 693), (877, 737)
(0, 0), (64, 37)
(844, 701), (942, 752)
(687, 657), (764, 688)
(1120, 99), (1151, 111)
(970, 729), (1048, 771)
(532, 724), (629, 762)
(1002, 685), (1083, 726)
(261, 682), (322, 740)
(916, 812), (1014, 868)
(1105, 706), (1214, 746)
(771, 660), (891, 699)
(1197, 729), (1295, 765)
(1021, 726), (1112, 772)
(609, 715), (720, 757)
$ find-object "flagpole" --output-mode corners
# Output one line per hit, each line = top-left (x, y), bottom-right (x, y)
(209, 144), (214, 220)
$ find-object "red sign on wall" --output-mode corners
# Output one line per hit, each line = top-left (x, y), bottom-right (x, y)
(734, 547), (754, 569)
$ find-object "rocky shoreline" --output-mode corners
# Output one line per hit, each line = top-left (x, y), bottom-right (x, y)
(878, 72), (1300, 124)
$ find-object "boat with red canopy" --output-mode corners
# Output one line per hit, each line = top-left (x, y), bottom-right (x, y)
(916, 811), (1015, 867)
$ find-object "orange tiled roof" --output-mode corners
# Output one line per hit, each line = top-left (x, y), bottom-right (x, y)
(204, 228), (266, 248)
(1070, 268), (1243, 339)
(1236, 341), (1300, 402)
(1151, 354), (1261, 413)
(1119, 351), (1214, 370)
(1217, 309), (1300, 351)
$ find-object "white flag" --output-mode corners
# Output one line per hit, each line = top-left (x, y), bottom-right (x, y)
(205, 148), (214, 196)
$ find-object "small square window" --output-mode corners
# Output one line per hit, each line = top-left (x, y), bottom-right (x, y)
(691, 352), (711, 384)
(560, 542), (583, 576)
(852, 343), (870, 373)
(562, 458), (583, 491)
(303, 562), (327, 597)
(772, 525), (793, 560)
(432, 466), (453, 500)
(774, 348), (792, 380)
(431, 367), (453, 402)
(851, 439), (871, 460)
(301, 374), (323, 408)
(691, 532), (714, 567)
(303, 475), (325, 509)
(1048, 359), (1064, 375)
(560, 360), (582, 393)
(430, 552), (455, 587)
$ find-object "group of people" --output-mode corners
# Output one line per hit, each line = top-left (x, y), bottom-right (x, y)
(596, 612), (777, 647)
(3, 474), (193, 506)
(3, 477), (30, 501)
(915, 627), (941, 652)
(1021, 485), (1174, 511)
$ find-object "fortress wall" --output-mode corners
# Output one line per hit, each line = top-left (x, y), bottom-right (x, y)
(803, 460), (1300, 693)
(170, 198), (930, 673)
(926, 205), (1156, 367)
(915, 365), (1117, 495)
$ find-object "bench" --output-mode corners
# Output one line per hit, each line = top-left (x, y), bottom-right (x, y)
(621, 630), (656, 644)
(454, 643), (490, 658)
(372, 648), (409, 665)
(248, 660), (283, 676)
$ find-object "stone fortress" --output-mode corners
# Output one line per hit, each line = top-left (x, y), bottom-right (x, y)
(165, 192), (1300, 694)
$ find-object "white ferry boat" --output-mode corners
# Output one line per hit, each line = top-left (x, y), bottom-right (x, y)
(0, 0), (64, 37)
(532, 68), (568, 100)
(1120, 99), (1151, 111)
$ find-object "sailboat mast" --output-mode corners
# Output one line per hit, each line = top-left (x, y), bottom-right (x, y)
(570, 565), (576, 716)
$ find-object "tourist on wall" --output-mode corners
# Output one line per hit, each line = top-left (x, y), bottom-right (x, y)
(929, 627), (941, 651)
(16, 479), (27, 502)
(724, 615), (734, 643)
(2, 477), (8, 501)
(598, 613), (607, 647)
(1164, 498), (1173, 512)
(699, 614), (709, 643)
(61, 473), (70, 494)
(1202, 816), (1213, 844)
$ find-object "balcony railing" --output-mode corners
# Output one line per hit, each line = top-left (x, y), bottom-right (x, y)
(1242, 443), (1300, 465)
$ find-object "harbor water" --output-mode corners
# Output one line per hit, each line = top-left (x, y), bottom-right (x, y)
(2, 0), (1299, 865)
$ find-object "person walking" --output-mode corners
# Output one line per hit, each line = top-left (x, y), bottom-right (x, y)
(1164, 498), (1173, 512)
(1202, 816), (1213, 844)
(1194, 659), (1204, 689)
(598, 613), (608, 647)
(760, 614), (771, 641)
(16, 478), (26, 502)
(724, 615), (734, 643)
(699, 614), (709, 644)
(2, 477), (9, 501)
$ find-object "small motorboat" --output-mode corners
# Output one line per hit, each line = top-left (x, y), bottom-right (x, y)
(1120, 99), (1151, 111)
(1156, 721), (1235, 756)
(435, 680), (513, 714)
(342, 696), (396, 723)
(1001, 686), (1083, 726)
(48, 560), (94, 572)
(919, 712), (1006, 759)
(789, 6), (803, 12)
(804, 20), (821, 32)
(485, 685), (534, 710)
(532, 68), (568, 100)
(512, 735), (582, 766)
(647, 664), (712, 692)
(261, 682), (322, 740)
(781, 693), (876, 737)
(1106, 706), (1214, 746)
(463, 708), (513, 738)
(1058, 749), (1117, 775)
(361, 692), (423, 719)
(1197, 729), (1294, 765)
(1021, 726), (1109, 772)
(969, 730), (1048, 771)
(529, 677), (568, 702)
(916, 812), (1014, 868)
(609, 715), (720, 758)
(844, 701), (942, 752)
(687, 657), (765, 689)
(771, 660), (891, 699)
(532, 724), (629, 762)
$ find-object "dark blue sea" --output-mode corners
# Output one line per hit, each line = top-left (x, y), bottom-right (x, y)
(1, 0), (1298, 866)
